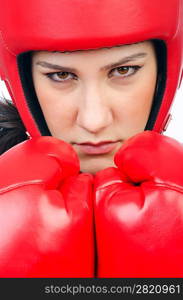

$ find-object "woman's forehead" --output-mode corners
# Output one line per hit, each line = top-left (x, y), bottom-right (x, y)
(32, 41), (154, 63)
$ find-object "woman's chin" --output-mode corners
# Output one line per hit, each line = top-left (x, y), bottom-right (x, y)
(79, 156), (116, 174)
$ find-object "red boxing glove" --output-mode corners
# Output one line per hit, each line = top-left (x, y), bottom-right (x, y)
(94, 131), (183, 277)
(0, 137), (94, 278)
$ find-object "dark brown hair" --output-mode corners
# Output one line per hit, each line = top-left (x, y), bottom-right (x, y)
(0, 97), (28, 155)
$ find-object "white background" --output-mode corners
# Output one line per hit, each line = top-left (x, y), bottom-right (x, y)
(0, 79), (183, 142)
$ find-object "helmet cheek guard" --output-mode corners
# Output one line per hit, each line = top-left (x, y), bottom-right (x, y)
(0, 0), (182, 137)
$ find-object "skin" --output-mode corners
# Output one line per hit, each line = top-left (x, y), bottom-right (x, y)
(32, 41), (157, 174)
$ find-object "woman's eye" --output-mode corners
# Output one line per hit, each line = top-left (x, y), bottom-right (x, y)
(46, 71), (76, 82)
(110, 66), (141, 78)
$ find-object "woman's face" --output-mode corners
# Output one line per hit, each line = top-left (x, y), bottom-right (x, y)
(32, 41), (157, 174)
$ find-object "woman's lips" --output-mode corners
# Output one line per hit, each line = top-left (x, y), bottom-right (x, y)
(74, 141), (119, 155)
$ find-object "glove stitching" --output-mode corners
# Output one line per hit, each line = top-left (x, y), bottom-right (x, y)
(145, 182), (183, 194)
(96, 181), (183, 195)
(95, 179), (123, 190)
(0, 180), (44, 194)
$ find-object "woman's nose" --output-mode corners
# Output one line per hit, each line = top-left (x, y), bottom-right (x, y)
(76, 86), (113, 134)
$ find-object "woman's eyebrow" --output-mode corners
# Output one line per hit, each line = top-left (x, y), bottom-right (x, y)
(35, 52), (147, 72)
(35, 61), (77, 73)
(101, 52), (147, 71)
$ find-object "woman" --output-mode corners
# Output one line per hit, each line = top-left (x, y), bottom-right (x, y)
(0, 0), (182, 277)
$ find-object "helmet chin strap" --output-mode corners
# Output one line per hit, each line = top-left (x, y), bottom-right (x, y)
(145, 40), (167, 131)
(17, 40), (167, 137)
(17, 52), (51, 136)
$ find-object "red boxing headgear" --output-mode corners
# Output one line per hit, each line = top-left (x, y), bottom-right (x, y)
(0, 0), (182, 137)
